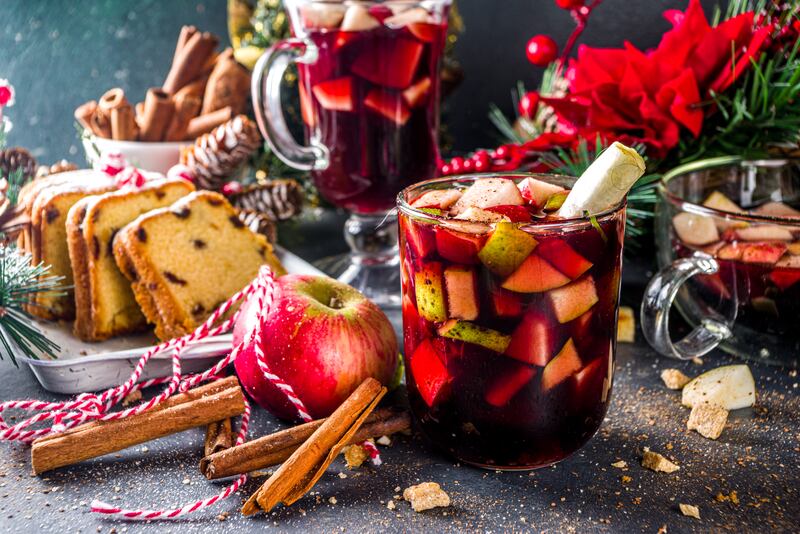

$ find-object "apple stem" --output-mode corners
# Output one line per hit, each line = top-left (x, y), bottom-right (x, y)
(328, 296), (343, 310)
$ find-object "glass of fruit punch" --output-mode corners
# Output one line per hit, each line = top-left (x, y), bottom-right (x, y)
(252, 0), (451, 307)
(398, 143), (644, 469)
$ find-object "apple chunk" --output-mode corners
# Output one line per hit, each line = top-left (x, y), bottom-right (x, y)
(403, 77), (432, 108)
(541, 338), (583, 392)
(444, 266), (479, 321)
(364, 89), (411, 125)
(753, 201), (800, 218)
(453, 178), (524, 213)
(409, 339), (451, 407)
(312, 77), (355, 111)
(414, 262), (447, 322)
(547, 275), (599, 324)
(672, 212), (719, 246)
(435, 227), (485, 265)
(485, 363), (537, 407)
(501, 254), (570, 293)
(517, 177), (566, 209)
(437, 320), (511, 353)
(352, 38), (423, 89)
(411, 188), (462, 209)
(703, 191), (743, 213)
(536, 239), (593, 279)
(505, 310), (558, 366)
(735, 225), (794, 242)
(741, 242), (787, 265)
(477, 222), (538, 276)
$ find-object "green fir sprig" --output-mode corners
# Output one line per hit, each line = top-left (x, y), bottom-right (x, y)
(0, 246), (63, 366)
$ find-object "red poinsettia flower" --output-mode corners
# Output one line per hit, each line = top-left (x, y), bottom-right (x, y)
(540, 0), (771, 157)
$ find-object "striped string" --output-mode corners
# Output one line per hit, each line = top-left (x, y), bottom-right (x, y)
(1, 266), (381, 520)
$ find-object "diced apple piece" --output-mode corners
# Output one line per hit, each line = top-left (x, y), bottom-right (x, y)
(770, 255), (800, 289)
(455, 206), (509, 223)
(477, 222), (538, 276)
(741, 242), (787, 265)
(444, 266), (479, 321)
(701, 241), (725, 256)
(788, 242), (800, 255)
(501, 254), (570, 293)
(408, 22), (442, 43)
(409, 339), (451, 407)
(311, 77), (354, 112)
(435, 227), (485, 265)
(543, 190), (568, 211)
(384, 6), (432, 27)
(541, 338), (583, 391)
(402, 77), (431, 108)
(536, 239), (593, 279)
(301, 3), (345, 29)
(505, 310), (558, 366)
(547, 275), (599, 324)
(403, 218), (435, 259)
(681, 364), (756, 410)
(491, 289), (523, 318)
(735, 225), (794, 242)
(518, 177), (566, 209)
(703, 191), (743, 213)
(753, 201), (800, 218)
(298, 82), (316, 128)
(414, 262), (447, 322)
(340, 4), (379, 31)
(573, 355), (606, 394)
(364, 89), (411, 125)
(485, 205), (532, 222)
(412, 188), (462, 209)
(437, 320), (511, 353)
(672, 212), (719, 246)
(485, 364), (537, 407)
(718, 243), (745, 260)
(453, 178), (525, 213)
(352, 39), (423, 89)
(776, 254), (800, 268)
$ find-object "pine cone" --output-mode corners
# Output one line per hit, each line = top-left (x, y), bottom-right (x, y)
(180, 115), (261, 191)
(0, 147), (37, 182)
(229, 179), (304, 221)
(237, 209), (277, 243)
(36, 159), (79, 178)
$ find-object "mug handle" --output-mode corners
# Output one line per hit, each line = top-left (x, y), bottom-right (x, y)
(640, 252), (733, 360)
(251, 38), (330, 172)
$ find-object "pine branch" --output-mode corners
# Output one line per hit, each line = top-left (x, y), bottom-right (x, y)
(0, 245), (63, 366)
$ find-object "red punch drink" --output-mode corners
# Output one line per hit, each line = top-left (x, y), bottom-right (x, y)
(297, 6), (448, 214)
(398, 175), (626, 469)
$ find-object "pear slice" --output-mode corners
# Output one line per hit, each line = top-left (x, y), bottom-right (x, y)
(437, 320), (511, 353)
(477, 221), (538, 276)
(558, 142), (645, 218)
(681, 364), (756, 410)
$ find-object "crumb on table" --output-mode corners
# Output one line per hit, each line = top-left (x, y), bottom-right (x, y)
(641, 449), (680, 473)
(403, 482), (451, 512)
(660, 368), (691, 390)
(679, 503), (700, 519)
(687, 402), (728, 440)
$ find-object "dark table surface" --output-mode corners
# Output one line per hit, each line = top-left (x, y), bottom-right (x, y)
(1, 211), (798, 533)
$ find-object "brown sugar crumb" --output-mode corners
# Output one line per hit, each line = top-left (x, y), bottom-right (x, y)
(621, 475), (632, 484)
(217, 511), (229, 521)
(121, 389), (142, 406)
(343, 444), (369, 469)
(715, 491), (739, 504)
(641, 450), (680, 473)
(611, 460), (628, 469)
(617, 306), (635, 342)
(687, 403), (728, 440)
(679, 503), (700, 519)
(403, 482), (451, 512)
(660, 369), (691, 390)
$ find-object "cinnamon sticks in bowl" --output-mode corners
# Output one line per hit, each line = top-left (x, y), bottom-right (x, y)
(74, 25), (251, 143)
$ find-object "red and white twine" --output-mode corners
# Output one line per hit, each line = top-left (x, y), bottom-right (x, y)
(0, 266), (381, 520)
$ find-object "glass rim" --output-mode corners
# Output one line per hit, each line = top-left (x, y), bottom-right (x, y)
(660, 156), (800, 224)
(396, 172), (627, 230)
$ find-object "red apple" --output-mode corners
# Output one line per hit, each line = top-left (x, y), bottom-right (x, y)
(233, 274), (398, 420)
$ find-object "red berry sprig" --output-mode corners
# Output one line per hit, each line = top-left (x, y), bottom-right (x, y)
(526, 35), (558, 66)
(518, 91), (540, 119)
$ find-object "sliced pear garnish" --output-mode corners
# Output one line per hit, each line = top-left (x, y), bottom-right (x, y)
(681, 364), (756, 411)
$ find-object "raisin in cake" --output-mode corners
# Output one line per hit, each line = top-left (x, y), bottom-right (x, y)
(67, 178), (195, 341)
(19, 170), (117, 319)
(113, 191), (286, 340)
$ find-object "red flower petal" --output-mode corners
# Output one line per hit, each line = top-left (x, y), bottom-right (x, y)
(655, 68), (703, 137)
(710, 23), (773, 93)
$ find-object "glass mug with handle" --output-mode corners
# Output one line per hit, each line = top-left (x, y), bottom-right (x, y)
(252, 0), (452, 307)
(642, 157), (800, 368)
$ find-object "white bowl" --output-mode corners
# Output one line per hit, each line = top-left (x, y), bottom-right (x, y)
(82, 135), (185, 174)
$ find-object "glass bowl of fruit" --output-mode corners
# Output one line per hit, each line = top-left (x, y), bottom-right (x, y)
(397, 172), (627, 470)
(642, 157), (800, 368)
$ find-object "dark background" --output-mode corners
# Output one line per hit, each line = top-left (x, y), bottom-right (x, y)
(1, 0), (715, 166)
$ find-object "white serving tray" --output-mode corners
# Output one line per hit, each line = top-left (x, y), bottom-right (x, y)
(19, 246), (325, 395)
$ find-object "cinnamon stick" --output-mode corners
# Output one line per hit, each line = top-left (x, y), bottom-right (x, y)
(173, 25), (197, 66)
(89, 108), (112, 139)
(204, 418), (233, 457)
(165, 92), (201, 141)
(138, 88), (175, 142)
(242, 378), (386, 515)
(185, 106), (233, 139)
(31, 377), (245, 474)
(163, 30), (218, 95)
(74, 100), (99, 134)
(201, 408), (409, 480)
(201, 48), (250, 115)
(111, 105), (137, 141)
